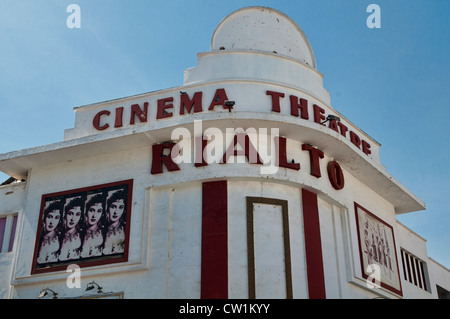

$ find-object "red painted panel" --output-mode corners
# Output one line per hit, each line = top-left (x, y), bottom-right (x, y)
(302, 189), (326, 299)
(8, 215), (18, 252)
(201, 181), (228, 299)
(0, 217), (6, 252)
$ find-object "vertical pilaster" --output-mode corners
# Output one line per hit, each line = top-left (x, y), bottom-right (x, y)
(201, 181), (228, 299)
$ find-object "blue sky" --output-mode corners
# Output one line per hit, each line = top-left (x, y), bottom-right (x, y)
(0, 0), (448, 269)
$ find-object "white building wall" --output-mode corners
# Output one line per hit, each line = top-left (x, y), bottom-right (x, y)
(397, 222), (449, 299)
(428, 259), (450, 299)
(227, 180), (308, 299)
(0, 160), (448, 299)
(2, 132), (445, 299)
(0, 182), (26, 299)
(150, 183), (203, 298)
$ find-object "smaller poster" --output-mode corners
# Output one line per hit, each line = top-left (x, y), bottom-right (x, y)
(31, 180), (133, 274)
(354, 202), (402, 296)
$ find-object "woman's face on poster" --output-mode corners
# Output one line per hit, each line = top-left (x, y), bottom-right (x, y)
(108, 199), (125, 224)
(44, 210), (61, 233)
(65, 206), (82, 230)
(86, 202), (103, 227)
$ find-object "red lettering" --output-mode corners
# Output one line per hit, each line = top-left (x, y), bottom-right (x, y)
(208, 88), (229, 111)
(130, 102), (149, 124)
(290, 95), (309, 119)
(313, 104), (326, 125)
(350, 131), (361, 149)
(180, 92), (203, 115)
(150, 143), (181, 174)
(328, 119), (339, 133)
(302, 144), (324, 178)
(362, 140), (372, 156)
(93, 110), (110, 131)
(275, 137), (300, 170)
(327, 161), (345, 190)
(337, 122), (348, 137)
(114, 107), (124, 128)
(157, 97), (174, 119)
(266, 90), (285, 113)
(221, 133), (263, 164)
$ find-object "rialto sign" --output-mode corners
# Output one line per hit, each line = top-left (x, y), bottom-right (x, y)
(151, 126), (346, 191)
(90, 88), (375, 190)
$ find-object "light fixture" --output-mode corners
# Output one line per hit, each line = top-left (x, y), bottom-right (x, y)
(38, 288), (58, 299)
(224, 100), (235, 112)
(85, 281), (103, 293)
(321, 114), (341, 124)
(224, 100), (235, 107)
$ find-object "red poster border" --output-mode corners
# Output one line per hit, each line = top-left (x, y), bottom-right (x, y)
(354, 202), (403, 296)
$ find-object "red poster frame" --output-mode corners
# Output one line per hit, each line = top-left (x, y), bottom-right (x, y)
(354, 202), (403, 296)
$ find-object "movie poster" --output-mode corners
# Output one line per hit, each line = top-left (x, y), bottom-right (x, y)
(31, 180), (133, 274)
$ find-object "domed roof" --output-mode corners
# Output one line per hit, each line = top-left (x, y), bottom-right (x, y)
(211, 6), (316, 68)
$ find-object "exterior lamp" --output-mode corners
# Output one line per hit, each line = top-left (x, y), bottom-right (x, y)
(224, 100), (235, 112)
(321, 114), (341, 124)
(38, 288), (58, 299)
(86, 281), (103, 293)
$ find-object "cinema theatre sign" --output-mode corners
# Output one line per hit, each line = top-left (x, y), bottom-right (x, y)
(89, 87), (375, 190)
(91, 88), (373, 158)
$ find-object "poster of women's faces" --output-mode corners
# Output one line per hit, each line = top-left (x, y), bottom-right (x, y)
(31, 180), (133, 274)
(354, 203), (402, 295)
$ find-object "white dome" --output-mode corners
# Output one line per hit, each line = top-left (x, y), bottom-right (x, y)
(211, 6), (316, 68)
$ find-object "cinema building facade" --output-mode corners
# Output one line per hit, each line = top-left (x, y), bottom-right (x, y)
(0, 7), (448, 299)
